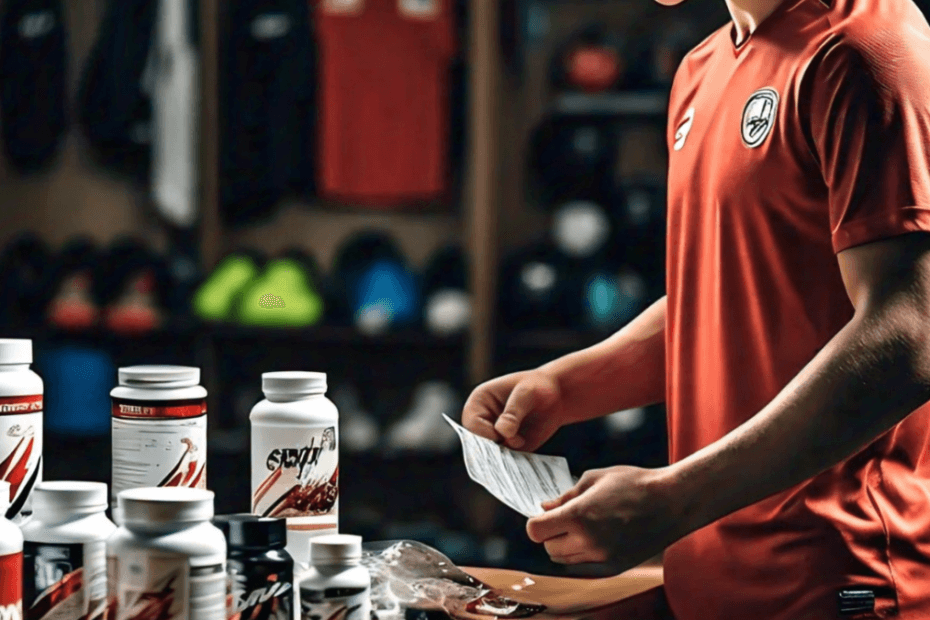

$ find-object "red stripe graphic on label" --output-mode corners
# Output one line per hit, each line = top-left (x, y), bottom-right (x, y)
(111, 399), (206, 420)
(0, 395), (43, 415)
(0, 552), (23, 610)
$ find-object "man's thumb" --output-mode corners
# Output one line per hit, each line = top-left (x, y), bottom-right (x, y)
(495, 382), (536, 448)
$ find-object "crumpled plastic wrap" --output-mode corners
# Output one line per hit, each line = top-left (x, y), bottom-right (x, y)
(361, 541), (547, 620)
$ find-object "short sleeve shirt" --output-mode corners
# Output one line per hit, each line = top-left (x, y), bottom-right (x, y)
(664, 0), (930, 617)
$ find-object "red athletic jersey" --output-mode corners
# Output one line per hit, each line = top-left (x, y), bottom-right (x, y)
(664, 0), (930, 617)
(314, 0), (455, 206)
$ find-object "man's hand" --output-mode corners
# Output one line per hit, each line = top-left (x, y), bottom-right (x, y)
(526, 465), (682, 571)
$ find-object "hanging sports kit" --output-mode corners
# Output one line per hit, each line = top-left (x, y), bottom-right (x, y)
(221, 0), (317, 228)
(0, 0), (68, 174)
(314, 0), (457, 207)
(77, 0), (157, 185)
(150, 0), (200, 228)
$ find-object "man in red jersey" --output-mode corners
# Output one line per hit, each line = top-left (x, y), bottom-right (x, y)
(462, 0), (930, 616)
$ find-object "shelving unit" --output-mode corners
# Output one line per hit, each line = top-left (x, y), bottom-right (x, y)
(0, 0), (732, 575)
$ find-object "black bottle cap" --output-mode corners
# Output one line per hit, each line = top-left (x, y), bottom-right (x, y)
(214, 514), (288, 550)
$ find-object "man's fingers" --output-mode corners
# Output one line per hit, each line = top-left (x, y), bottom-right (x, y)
(466, 415), (501, 442)
(543, 533), (609, 564)
(527, 501), (578, 543)
(541, 469), (599, 512)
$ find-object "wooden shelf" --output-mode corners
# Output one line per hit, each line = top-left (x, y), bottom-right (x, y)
(13, 323), (467, 350)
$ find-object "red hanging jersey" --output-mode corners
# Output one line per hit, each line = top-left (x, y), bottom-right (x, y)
(314, 0), (455, 207)
(664, 0), (930, 617)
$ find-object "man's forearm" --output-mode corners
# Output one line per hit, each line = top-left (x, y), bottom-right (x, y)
(667, 305), (930, 538)
(540, 296), (667, 424)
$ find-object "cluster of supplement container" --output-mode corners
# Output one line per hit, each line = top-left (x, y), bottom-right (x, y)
(0, 338), (373, 620)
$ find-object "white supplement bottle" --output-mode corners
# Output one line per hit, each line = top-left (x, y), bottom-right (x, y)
(0, 480), (24, 620)
(110, 366), (208, 519)
(299, 535), (370, 620)
(250, 372), (339, 568)
(21, 481), (117, 620)
(0, 338), (43, 523)
(108, 487), (226, 620)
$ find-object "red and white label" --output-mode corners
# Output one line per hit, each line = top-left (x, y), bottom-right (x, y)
(0, 395), (43, 522)
(108, 552), (225, 620)
(111, 399), (206, 420)
(111, 399), (207, 504)
(0, 551), (24, 620)
(251, 425), (339, 530)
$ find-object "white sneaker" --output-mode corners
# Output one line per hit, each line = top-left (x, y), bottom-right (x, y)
(384, 381), (461, 453)
(330, 383), (379, 453)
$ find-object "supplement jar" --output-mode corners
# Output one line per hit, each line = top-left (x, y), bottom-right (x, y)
(110, 365), (208, 516)
(214, 514), (294, 620)
(250, 371), (338, 566)
(21, 481), (117, 620)
(0, 338), (43, 523)
(108, 487), (226, 620)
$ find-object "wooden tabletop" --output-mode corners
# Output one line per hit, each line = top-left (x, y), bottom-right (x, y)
(457, 564), (669, 620)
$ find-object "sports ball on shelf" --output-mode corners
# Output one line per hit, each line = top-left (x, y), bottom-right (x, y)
(529, 114), (620, 205)
(0, 232), (51, 328)
(550, 24), (627, 94)
(499, 241), (571, 331)
(550, 200), (614, 262)
(192, 249), (265, 322)
(44, 238), (101, 331)
(422, 245), (471, 337)
(236, 248), (325, 328)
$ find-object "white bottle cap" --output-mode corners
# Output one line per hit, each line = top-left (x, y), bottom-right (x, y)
(0, 339), (32, 364)
(33, 481), (109, 516)
(118, 365), (201, 389)
(309, 534), (363, 564)
(0, 480), (9, 514)
(262, 371), (327, 399)
(118, 487), (214, 526)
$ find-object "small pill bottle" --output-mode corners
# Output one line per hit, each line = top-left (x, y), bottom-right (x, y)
(299, 535), (371, 620)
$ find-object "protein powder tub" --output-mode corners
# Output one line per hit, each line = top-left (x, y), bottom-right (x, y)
(0, 480), (24, 620)
(110, 366), (208, 517)
(108, 487), (226, 620)
(21, 481), (116, 620)
(0, 338), (43, 523)
(250, 372), (338, 566)
(214, 514), (294, 620)
(299, 535), (370, 620)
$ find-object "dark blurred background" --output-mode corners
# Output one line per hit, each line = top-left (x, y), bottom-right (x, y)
(6, 0), (907, 576)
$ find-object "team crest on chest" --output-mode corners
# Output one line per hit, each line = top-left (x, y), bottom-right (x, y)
(741, 87), (779, 148)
